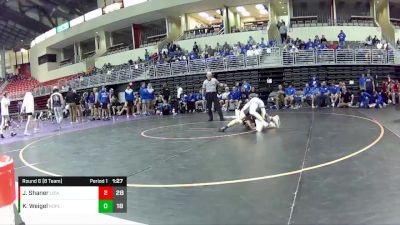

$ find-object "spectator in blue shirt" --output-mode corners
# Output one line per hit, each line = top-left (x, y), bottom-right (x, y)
(359, 74), (366, 91)
(305, 39), (312, 50)
(284, 83), (296, 108)
(338, 30), (346, 47)
(187, 93), (196, 113)
(310, 76), (320, 88)
(229, 86), (241, 109)
(359, 90), (371, 108)
(316, 81), (331, 107)
(195, 90), (205, 112)
(99, 86), (110, 120)
(302, 83), (316, 108)
(124, 85), (135, 118)
(242, 80), (251, 93)
(260, 37), (267, 48)
(139, 82), (149, 115)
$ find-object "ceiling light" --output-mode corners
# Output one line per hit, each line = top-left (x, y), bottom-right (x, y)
(236, 6), (246, 12)
(260, 9), (268, 15)
(241, 11), (250, 17)
(199, 12), (209, 17)
(282, 6), (285, 9)
(255, 4), (265, 10)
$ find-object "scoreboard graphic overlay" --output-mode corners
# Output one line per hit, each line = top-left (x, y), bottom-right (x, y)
(18, 177), (127, 214)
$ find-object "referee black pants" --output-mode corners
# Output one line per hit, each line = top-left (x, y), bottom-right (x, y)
(205, 92), (223, 121)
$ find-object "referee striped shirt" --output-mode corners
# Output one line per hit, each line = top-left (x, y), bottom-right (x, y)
(202, 78), (219, 93)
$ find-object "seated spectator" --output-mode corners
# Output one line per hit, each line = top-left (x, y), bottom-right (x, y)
(187, 93), (196, 113)
(316, 81), (331, 107)
(373, 90), (384, 109)
(329, 81), (341, 107)
(284, 83), (296, 108)
(195, 90), (205, 112)
(337, 87), (354, 108)
(275, 84), (285, 109)
(389, 80), (399, 105)
(229, 86), (241, 110)
(242, 81), (251, 93)
(359, 90), (371, 108)
(302, 83), (316, 108)
(372, 35), (379, 46)
(260, 38), (267, 48)
(220, 87), (230, 111)
(310, 75), (320, 88)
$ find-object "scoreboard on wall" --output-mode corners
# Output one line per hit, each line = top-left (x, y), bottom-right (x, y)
(18, 177), (127, 214)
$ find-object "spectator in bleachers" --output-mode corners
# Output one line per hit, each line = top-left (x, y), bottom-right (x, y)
(278, 21), (288, 44)
(397, 39), (400, 48)
(321, 35), (327, 43)
(284, 83), (296, 108)
(302, 83), (316, 108)
(372, 35), (379, 46)
(248, 36), (256, 45)
(316, 81), (331, 108)
(338, 30), (346, 47)
(144, 49), (150, 61)
(193, 42), (199, 54)
(365, 35), (373, 46)
(242, 80), (251, 93)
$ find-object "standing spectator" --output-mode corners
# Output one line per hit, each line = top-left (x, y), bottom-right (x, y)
(147, 83), (155, 114)
(365, 73), (375, 96)
(321, 35), (327, 43)
(88, 92), (95, 119)
(99, 87), (110, 120)
(176, 84), (183, 101)
(359, 74), (366, 91)
(279, 22), (288, 44)
(161, 82), (171, 103)
(50, 87), (65, 130)
(124, 84), (134, 118)
(65, 87), (77, 123)
(73, 90), (82, 123)
(21, 90), (35, 136)
(144, 49), (150, 61)
(202, 71), (224, 121)
(0, 92), (17, 138)
(338, 30), (346, 47)
(193, 42), (199, 54)
(390, 80), (399, 105)
(140, 82), (149, 115)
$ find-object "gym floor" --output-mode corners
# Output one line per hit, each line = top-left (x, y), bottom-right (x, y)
(2, 107), (400, 224)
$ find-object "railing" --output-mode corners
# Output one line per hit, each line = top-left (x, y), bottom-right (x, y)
(8, 48), (400, 101)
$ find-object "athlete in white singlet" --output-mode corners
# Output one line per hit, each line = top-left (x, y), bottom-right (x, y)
(219, 96), (280, 132)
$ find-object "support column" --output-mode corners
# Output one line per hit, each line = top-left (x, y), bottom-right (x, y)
(332, 0), (337, 25)
(181, 14), (189, 33)
(94, 31), (111, 56)
(97, 0), (106, 8)
(223, 7), (230, 33)
(132, 24), (143, 49)
(74, 42), (82, 63)
(0, 46), (5, 78)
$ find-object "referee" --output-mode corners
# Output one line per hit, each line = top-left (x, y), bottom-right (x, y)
(202, 71), (224, 121)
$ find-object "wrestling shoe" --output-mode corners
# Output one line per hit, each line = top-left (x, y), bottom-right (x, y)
(219, 126), (227, 132)
(272, 115), (281, 128)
